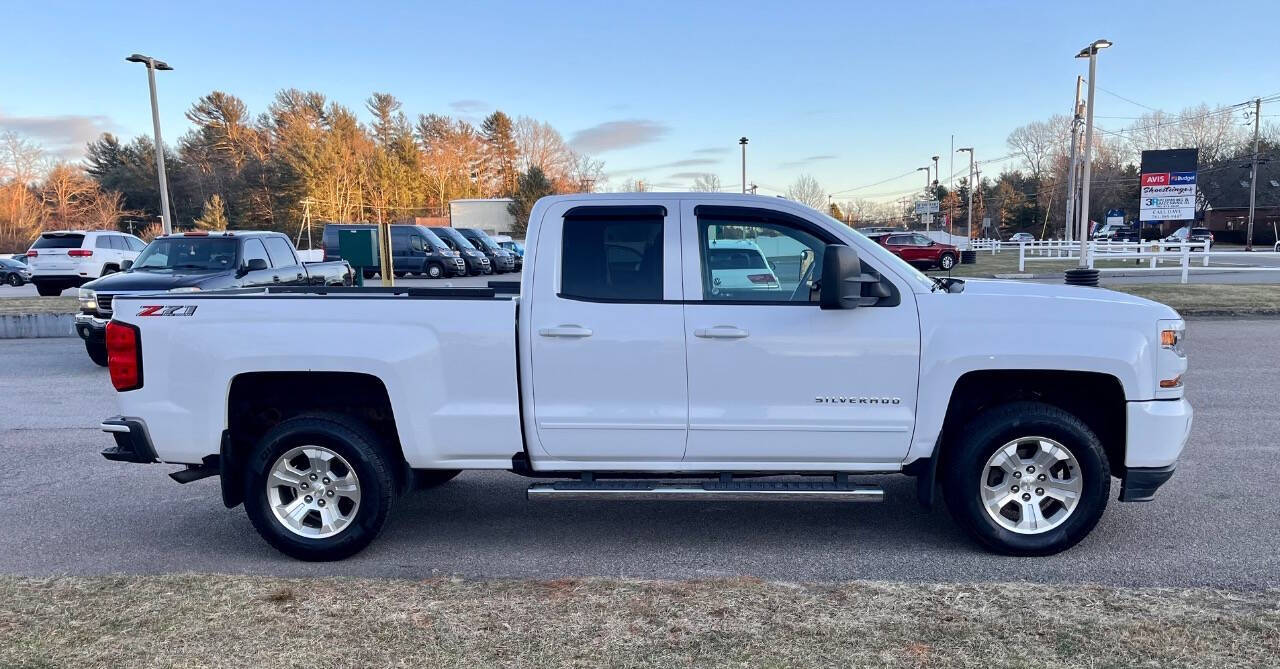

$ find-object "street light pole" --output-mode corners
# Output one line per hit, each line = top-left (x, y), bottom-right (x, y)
(1075, 40), (1111, 271)
(1246, 97), (1261, 251)
(1064, 76), (1084, 244)
(126, 53), (174, 235)
(739, 137), (748, 194)
(931, 155), (940, 190)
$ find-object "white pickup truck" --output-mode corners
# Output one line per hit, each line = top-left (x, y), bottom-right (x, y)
(99, 193), (1192, 561)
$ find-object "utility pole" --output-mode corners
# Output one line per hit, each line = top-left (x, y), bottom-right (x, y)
(957, 147), (974, 240)
(949, 136), (955, 235)
(1246, 97), (1261, 251)
(739, 137), (749, 194)
(126, 54), (174, 235)
(1064, 76), (1084, 243)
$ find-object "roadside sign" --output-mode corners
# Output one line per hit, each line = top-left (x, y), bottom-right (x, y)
(914, 200), (940, 214)
(1140, 149), (1198, 222)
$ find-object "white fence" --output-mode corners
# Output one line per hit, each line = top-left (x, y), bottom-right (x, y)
(970, 239), (1280, 284)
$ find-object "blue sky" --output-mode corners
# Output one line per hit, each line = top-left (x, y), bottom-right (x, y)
(2, 0), (1275, 201)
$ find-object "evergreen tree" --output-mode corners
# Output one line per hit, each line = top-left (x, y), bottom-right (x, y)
(193, 194), (229, 230)
(507, 167), (554, 235)
(481, 111), (518, 196)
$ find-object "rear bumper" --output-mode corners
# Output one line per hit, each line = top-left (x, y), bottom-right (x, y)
(100, 416), (158, 464)
(32, 274), (87, 285)
(74, 313), (108, 341)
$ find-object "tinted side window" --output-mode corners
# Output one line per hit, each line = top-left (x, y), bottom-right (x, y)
(264, 238), (297, 267)
(243, 239), (271, 267)
(561, 216), (663, 301)
(95, 236), (114, 249)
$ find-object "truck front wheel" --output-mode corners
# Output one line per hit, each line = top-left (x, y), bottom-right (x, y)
(243, 414), (396, 561)
(941, 401), (1109, 556)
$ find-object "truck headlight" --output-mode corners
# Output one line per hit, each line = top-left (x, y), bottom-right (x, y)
(77, 288), (96, 312)
(1156, 319), (1187, 392)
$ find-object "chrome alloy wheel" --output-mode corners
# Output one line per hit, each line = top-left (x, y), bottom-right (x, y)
(267, 445), (361, 539)
(979, 436), (1083, 534)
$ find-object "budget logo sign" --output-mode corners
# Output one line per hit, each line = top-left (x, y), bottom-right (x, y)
(1141, 173), (1170, 186)
(1169, 172), (1197, 185)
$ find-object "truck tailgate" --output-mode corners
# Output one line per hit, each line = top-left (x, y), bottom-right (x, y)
(110, 291), (521, 468)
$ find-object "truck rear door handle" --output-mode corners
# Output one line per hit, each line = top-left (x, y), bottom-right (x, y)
(538, 325), (593, 338)
(694, 326), (749, 339)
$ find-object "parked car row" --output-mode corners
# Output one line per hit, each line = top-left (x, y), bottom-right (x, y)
(320, 224), (521, 279)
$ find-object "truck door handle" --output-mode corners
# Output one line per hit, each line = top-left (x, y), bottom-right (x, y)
(694, 326), (749, 339)
(538, 325), (593, 338)
(272, 275), (281, 282)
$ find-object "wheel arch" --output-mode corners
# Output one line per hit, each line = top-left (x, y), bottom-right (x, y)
(936, 369), (1126, 476)
(221, 371), (408, 508)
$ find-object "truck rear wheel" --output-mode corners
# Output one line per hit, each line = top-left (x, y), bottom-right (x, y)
(243, 414), (395, 561)
(941, 401), (1109, 556)
(35, 282), (64, 297)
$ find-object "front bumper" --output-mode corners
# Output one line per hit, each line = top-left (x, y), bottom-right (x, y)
(100, 416), (158, 464)
(1124, 398), (1193, 468)
(1118, 398), (1192, 502)
(1119, 464), (1176, 502)
(74, 313), (108, 341)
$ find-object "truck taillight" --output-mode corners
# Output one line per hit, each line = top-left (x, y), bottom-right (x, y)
(68, 249), (93, 257)
(106, 321), (143, 391)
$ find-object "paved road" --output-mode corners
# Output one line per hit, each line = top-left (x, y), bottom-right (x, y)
(1, 319), (1276, 588)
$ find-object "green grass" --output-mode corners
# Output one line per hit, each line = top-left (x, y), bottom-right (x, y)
(0, 574), (1275, 668)
(1109, 283), (1280, 317)
(0, 297), (77, 315)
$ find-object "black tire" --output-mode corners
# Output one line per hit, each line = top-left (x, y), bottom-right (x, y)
(941, 401), (1110, 556)
(243, 414), (397, 561)
(4, 272), (21, 287)
(412, 469), (462, 490)
(85, 339), (109, 367)
(425, 263), (444, 279)
(938, 253), (957, 270)
(35, 282), (63, 297)
(362, 268), (376, 280)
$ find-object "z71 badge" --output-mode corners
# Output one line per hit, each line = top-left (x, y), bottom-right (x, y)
(137, 305), (198, 317)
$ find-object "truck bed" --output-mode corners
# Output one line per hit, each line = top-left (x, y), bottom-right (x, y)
(110, 286), (522, 468)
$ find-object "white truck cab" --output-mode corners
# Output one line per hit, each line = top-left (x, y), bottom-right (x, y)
(99, 193), (1192, 561)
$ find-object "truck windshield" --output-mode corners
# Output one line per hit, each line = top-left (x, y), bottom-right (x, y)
(466, 232), (500, 251)
(133, 238), (239, 271)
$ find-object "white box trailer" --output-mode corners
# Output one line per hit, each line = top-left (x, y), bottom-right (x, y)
(450, 199), (516, 235)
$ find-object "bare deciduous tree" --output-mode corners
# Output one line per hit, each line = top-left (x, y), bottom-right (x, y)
(785, 174), (826, 209)
(690, 173), (721, 192)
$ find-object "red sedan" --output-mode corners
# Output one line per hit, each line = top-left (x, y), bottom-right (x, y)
(872, 233), (958, 270)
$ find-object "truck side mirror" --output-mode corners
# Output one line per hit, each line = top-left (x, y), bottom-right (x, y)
(239, 258), (268, 276)
(121, 260), (133, 271)
(819, 244), (889, 309)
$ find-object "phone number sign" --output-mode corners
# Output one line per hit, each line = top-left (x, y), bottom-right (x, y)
(1140, 171), (1196, 221)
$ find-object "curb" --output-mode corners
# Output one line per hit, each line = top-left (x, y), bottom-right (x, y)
(0, 313), (77, 338)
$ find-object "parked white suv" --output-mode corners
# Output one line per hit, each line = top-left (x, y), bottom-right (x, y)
(26, 230), (146, 296)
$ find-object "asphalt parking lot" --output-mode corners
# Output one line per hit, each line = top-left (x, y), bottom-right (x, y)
(1, 318), (1276, 588)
